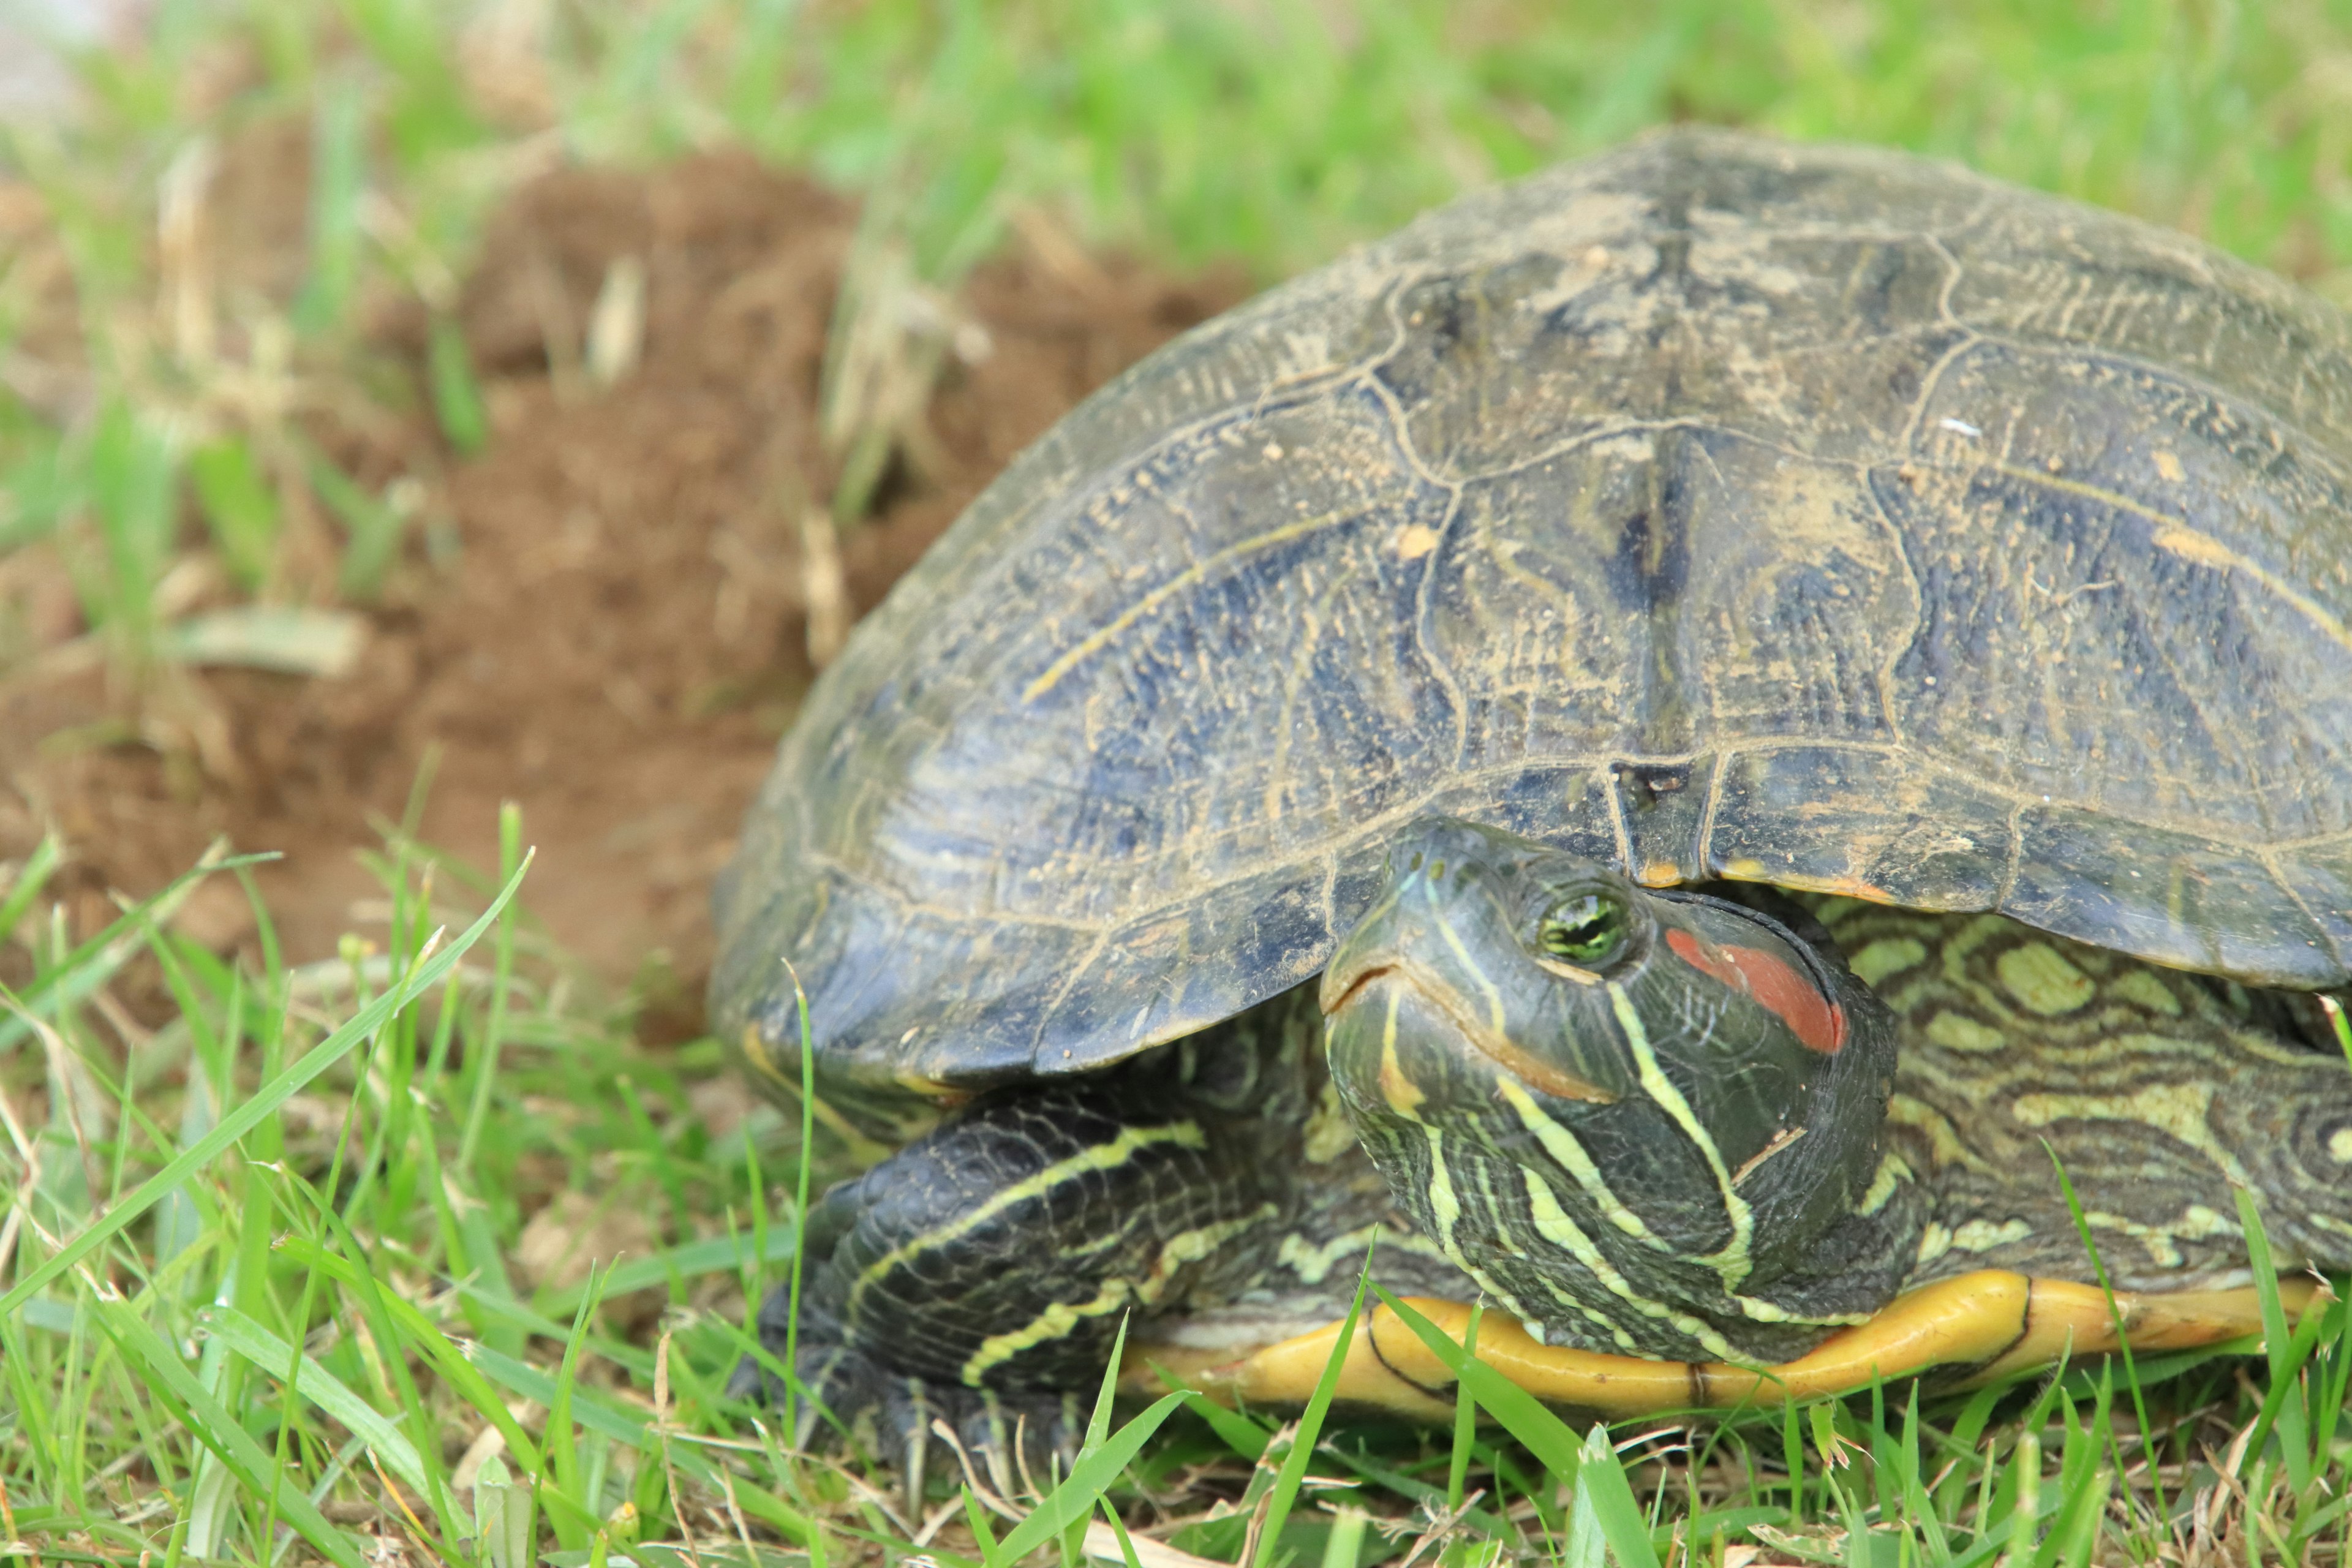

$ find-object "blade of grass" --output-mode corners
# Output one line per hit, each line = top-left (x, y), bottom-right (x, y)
(428, 313), (488, 454)
(0, 849), (272, 1055)
(2231, 1186), (2324, 1494)
(2042, 1139), (2166, 1526)
(1447, 1299), (1482, 1513)
(992, 1390), (1191, 1565)
(965, 1485), (1005, 1568)
(290, 1175), (466, 1551)
(197, 1305), (429, 1496)
(1318, 1507), (1366, 1568)
(1366, 1285), (1583, 1479)
(88, 1289), (368, 1568)
(0, 832), (64, 937)
(1572, 1425), (1666, 1568)
(292, 73), (366, 335)
(1064, 1314), (1138, 1566)
(533, 1227), (804, 1320)
(459, 801), (524, 1173)
(546, 1258), (610, 1550)
(0, 850), (532, 1317)
(1139, 1362), (1274, 1463)
(1251, 1249), (1378, 1568)
(452, 1334), (815, 1542)
(296, 437), (406, 601)
(273, 1234), (549, 1474)
(780, 957), (818, 1447)
(186, 436), (281, 590)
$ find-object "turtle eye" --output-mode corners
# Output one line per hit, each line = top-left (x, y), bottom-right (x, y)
(1537, 892), (1627, 965)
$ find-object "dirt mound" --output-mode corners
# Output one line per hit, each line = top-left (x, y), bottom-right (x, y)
(0, 151), (1247, 1022)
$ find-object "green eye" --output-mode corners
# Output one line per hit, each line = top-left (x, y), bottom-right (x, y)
(1537, 892), (1627, 965)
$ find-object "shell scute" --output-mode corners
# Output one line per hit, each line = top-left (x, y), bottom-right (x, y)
(1705, 747), (2015, 913)
(714, 129), (2352, 1088)
(2004, 808), (2341, 986)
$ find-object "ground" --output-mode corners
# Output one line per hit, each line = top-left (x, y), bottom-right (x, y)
(1, 149), (1243, 1011)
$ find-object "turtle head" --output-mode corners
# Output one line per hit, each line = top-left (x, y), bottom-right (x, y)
(1321, 818), (1915, 1362)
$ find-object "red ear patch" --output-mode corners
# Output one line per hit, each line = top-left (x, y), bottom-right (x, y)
(1665, 928), (1847, 1054)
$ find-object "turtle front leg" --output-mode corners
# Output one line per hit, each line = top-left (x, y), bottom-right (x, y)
(734, 1000), (1314, 1490)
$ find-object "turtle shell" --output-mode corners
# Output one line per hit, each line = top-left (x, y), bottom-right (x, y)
(710, 128), (2352, 1095)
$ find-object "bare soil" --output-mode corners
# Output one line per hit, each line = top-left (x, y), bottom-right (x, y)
(0, 150), (1246, 1029)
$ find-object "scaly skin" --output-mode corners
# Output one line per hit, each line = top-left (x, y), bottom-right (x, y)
(1813, 895), (2352, 1290)
(738, 985), (1464, 1483)
(1322, 820), (2352, 1365)
(744, 820), (2352, 1475)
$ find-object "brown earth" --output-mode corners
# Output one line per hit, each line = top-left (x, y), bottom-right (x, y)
(0, 151), (1248, 1028)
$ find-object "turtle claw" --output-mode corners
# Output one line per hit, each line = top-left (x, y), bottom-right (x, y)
(732, 1287), (1082, 1500)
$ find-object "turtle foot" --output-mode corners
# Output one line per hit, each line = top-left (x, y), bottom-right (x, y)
(731, 1286), (1085, 1501)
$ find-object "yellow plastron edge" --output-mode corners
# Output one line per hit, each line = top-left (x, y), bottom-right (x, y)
(1123, 1270), (2331, 1422)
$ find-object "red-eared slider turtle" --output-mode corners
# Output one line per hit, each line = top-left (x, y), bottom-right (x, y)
(711, 128), (2352, 1477)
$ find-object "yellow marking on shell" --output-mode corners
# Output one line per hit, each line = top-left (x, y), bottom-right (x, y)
(1925, 1012), (2007, 1053)
(1517, 1169), (1746, 1362)
(1996, 943), (2096, 1016)
(2005, 1080), (2252, 1188)
(1022, 508), (1355, 701)
(850, 1120), (1208, 1311)
(1721, 858), (1770, 880)
(1888, 1093), (1986, 1171)
(1393, 524), (1442, 560)
(961, 1207), (1269, 1383)
(2332, 1127), (2352, 1163)
(2108, 968), (2183, 1017)
(2152, 449), (2184, 482)
(1638, 859), (1681, 887)
(1848, 938), (1928, 987)
(1608, 981), (1755, 1289)
(1750, 870), (1894, 903)
(1147, 1275), (2331, 1422)
(1494, 1077), (1659, 1245)
(1948, 1218), (2032, 1253)
(1984, 459), (2352, 656)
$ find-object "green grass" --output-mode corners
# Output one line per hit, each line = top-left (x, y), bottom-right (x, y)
(3, 838), (2345, 1567)
(6, 1), (2352, 1562)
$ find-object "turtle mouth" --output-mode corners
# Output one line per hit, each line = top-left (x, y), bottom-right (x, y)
(1322, 954), (1618, 1106)
(1319, 956), (1400, 1020)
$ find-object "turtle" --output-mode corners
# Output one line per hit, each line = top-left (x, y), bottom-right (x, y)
(709, 127), (2352, 1480)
